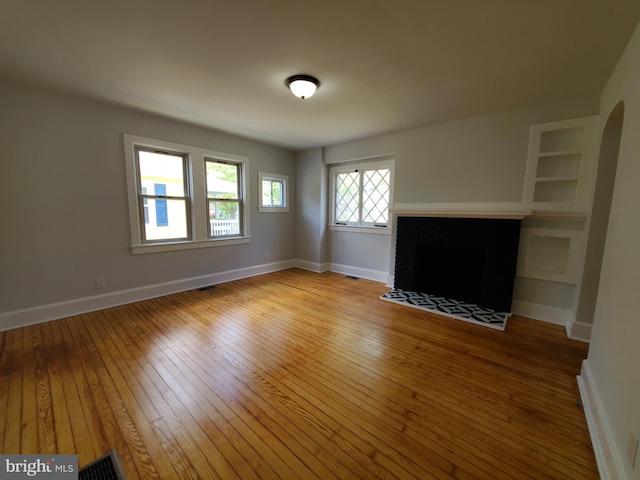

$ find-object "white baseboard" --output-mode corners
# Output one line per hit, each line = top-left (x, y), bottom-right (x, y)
(511, 300), (593, 341)
(511, 300), (571, 326)
(577, 359), (627, 479)
(0, 260), (296, 332)
(567, 321), (593, 343)
(326, 263), (388, 283)
(294, 260), (388, 283)
(293, 259), (331, 273)
(511, 300), (592, 343)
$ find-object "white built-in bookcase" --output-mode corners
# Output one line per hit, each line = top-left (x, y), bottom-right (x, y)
(518, 116), (599, 289)
(523, 116), (599, 211)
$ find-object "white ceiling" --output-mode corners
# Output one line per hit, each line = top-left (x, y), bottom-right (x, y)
(1, 0), (639, 150)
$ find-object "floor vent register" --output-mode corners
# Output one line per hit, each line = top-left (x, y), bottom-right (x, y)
(79, 450), (126, 480)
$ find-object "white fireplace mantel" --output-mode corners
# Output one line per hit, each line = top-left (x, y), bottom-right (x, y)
(390, 202), (588, 222)
(390, 202), (533, 220)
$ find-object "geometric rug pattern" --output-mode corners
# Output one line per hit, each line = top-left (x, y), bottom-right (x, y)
(380, 289), (509, 331)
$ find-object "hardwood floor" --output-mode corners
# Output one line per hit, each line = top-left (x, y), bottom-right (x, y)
(0, 269), (598, 479)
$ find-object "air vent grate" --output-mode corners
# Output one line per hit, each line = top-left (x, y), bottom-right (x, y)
(79, 450), (125, 480)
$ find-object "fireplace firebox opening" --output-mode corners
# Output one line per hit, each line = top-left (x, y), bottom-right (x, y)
(414, 245), (486, 306)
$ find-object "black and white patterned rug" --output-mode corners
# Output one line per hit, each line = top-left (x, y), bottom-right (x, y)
(380, 289), (509, 331)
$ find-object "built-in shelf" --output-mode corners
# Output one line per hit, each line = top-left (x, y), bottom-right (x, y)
(533, 179), (579, 203)
(523, 116), (599, 211)
(517, 228), (583, 284)
(517, 115), (599, 287)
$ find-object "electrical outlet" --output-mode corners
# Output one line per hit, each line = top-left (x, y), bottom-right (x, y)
(264, 252), (270, 260)
(628, 431), (639, 468)
(95, 277), (106, 289)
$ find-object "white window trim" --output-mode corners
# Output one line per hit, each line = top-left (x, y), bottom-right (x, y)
(328, 224), (392, 235)
(206, 158), (245, 239)
(124, 134), (250, 254)
(329, 157), (394, 235)
(258, 171), (289, 212)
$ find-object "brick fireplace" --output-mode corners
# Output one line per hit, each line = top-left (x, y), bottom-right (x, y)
(394, 216), (521, 312)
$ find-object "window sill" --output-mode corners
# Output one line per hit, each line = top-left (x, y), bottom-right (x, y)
(258, 206), (290, 213)
(131, 236), (252, 255)
(329, 224), (391, 235)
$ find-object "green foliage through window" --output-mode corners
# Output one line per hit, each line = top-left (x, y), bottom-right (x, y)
(206, 159), (242, 236)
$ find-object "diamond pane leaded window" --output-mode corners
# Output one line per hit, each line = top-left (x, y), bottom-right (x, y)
(362, 168), (390, 225)
(335, 171), (360, 223)
(332, 162), (393, 227)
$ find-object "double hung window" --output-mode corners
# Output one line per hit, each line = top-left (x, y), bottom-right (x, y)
(330, 158), (394, 230)
(206, 159), (243, 237)
(124, 134), (250, 254)
(135, 147), (190, 242)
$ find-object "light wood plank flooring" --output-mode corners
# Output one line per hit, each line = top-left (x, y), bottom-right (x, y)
(0, 269), (598, 479)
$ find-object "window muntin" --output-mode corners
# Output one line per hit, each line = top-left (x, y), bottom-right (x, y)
(362, 168), (390, 225)
(331, 160), (393, 228)
(135, 147), (190, 243)
(258, 172), (289, 212)
(206, 159), (242, 238)
(141, 187), (149, 225)
(335, 171), (360, 223)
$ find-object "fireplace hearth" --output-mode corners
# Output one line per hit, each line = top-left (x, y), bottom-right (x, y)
(394, 217), (521, 313)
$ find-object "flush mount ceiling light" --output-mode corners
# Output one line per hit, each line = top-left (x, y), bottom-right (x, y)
(285, 74), (320, 99)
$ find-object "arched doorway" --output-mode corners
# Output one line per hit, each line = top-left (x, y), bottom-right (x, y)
(574, 101), (625, 334)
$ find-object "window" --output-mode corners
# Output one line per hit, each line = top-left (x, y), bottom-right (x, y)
(330, 158), (394, 232)
(258, 172), (289, 212)
(206, 159), (243, 237)
(135, 147), (190, 242)
(124, 134), (250, 254)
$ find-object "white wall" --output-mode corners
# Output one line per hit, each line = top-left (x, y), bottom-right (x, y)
(324, 97), (599, 202)
(579, 21), (640, 480)
(328, 230), (391, 282)
(295, 148), (328, 269)
(0, 79), (296, 326)
(319, 96), (600, 293)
